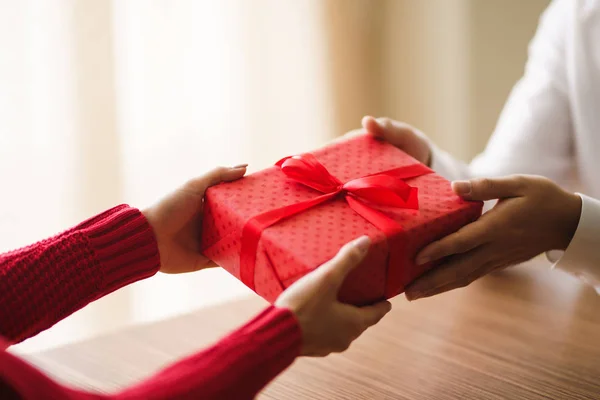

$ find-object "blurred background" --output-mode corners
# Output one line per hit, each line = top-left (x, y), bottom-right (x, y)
(1, 0), (549, 352)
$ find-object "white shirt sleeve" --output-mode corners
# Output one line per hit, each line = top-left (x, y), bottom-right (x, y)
(547, 194), (600, 294)
(428, 0), (600, 292)
(431, 0), (573, 184)
(429, 143), (470, 183)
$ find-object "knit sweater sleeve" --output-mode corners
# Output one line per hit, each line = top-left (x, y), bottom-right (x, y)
(0, 205), (161, 344)
(0, 205), (303, 399)
(0, 306), (301, 400)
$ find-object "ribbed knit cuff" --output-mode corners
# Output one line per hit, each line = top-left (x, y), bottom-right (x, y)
(118, 305), (302, 399)
(209, 305), (303, 384)
(236, 305), (302, 360)
(213, 305), (302, 397)
(77, 205), (161, 297)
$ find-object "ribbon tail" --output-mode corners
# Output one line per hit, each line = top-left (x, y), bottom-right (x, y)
(345, 196), (407, 299)
(375, 163), (433, 180)
(404, 187), (419, 209)
(240, 191), (339, 290)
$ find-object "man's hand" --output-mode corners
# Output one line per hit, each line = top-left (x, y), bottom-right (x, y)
(343, 116), (433, 166)
(143, 165), (247, 274)
(276, 236), (392, 357)
(405, 175), (582, 300)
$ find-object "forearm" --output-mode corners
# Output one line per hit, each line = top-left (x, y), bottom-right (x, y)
(0, 205), (160, 343)
(0, 306), (301, 400)
(117, 306), (301, 399)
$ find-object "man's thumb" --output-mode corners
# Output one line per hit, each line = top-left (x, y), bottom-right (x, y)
(452, 176), (525, 200)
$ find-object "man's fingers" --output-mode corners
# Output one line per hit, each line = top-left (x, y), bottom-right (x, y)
(406, 261), (495, 300)
(452, 175), (529, 201)
(406, 246), (492, 300)
(415, 219), (492, 265)
(316, 236), (371, 294)
(362, 116), (417, 148)
(184, 165), (248, 195)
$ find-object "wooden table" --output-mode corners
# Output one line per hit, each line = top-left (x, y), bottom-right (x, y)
(21, 260), (600, 399)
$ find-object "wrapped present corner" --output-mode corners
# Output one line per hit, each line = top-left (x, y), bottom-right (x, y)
(201, 134), (483, 305)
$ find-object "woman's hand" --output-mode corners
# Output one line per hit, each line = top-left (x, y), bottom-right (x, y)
(276, 236), (392, 357)
(143, 165), (247, 274)
(405, 175), (582, 300)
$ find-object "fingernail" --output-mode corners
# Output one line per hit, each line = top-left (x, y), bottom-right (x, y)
(384, 301), (392, 312)
(452, 180), (471, 196)
(406, 291), (422, 301)
(415, 251), (431, 265)
(405, 280), (430, 301)
(354, 236), (371, 253)
(232, 163), (248, 169)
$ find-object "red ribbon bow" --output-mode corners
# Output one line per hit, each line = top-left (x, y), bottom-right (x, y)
(240, 153), (432, 298)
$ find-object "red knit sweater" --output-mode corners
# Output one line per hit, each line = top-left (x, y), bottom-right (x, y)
(0, 205), (302, 399)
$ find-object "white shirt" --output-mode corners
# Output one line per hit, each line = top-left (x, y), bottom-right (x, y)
(429, 0), (600, 293)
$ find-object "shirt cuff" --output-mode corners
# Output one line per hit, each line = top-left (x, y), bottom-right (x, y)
(429, 143), (459, 181)
(428, 142), (476, 184)
(429, 144), (496, 213)
(548, 193), (600, 294)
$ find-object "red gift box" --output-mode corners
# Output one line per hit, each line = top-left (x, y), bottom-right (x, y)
(201, 134), (482, 305)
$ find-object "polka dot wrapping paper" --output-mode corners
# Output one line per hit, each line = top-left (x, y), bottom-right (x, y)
(201, 134), (483, 305)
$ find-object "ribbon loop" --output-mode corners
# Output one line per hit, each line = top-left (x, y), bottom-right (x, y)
(277, 154), (342, 194)
(241, 152), (433, 295)
(343, 174), (417, 208)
